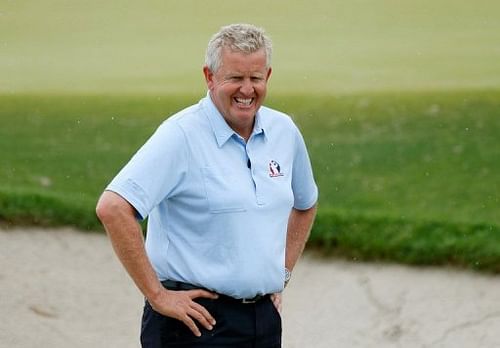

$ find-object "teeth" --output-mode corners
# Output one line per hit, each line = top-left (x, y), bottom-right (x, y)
(235, 98), (252, 105)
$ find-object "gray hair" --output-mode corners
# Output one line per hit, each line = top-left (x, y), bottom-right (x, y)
(205, 23), (272, 73)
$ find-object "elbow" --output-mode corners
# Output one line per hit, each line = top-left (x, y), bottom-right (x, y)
(96, 191), (121, 224)
(96, 191), (137, 225)
(95, 194), (111, 223)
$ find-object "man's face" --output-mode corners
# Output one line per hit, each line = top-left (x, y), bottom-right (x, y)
(203, 48), (272, 138)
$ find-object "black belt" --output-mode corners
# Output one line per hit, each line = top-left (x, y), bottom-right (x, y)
(161, 280), (266, 304)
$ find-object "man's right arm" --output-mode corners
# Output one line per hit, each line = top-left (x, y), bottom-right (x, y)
(95, 190), (217, 337)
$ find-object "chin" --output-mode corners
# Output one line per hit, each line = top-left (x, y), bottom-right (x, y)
(235, 110), (257, 120)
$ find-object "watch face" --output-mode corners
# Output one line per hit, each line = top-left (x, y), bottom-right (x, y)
(285, 268), (291, 281)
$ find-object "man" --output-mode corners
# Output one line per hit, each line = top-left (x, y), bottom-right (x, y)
(96, 23), (317, 348)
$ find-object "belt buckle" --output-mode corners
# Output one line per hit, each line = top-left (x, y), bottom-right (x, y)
(241, 298), (257, 304)
(241, 295), (262, 304)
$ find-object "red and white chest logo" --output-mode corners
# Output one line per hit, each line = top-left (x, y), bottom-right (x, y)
(269, 160), (284, 177)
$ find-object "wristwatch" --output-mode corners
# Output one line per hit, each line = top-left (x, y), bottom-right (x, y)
(284, 267), (292, 287)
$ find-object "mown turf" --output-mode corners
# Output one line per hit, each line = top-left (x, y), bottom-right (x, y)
(2, 0), (500, 95)
(1, 90), (499, 271)
(278, 90), (500, 226)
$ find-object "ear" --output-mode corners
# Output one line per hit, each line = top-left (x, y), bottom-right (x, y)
(265, 67), (272, 81)
(203, 66), (214, 90)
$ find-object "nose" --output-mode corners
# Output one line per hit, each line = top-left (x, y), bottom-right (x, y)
(240, 78), (254, 95)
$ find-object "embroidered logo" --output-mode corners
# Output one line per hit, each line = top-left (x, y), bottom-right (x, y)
(269, 160), (284, 177)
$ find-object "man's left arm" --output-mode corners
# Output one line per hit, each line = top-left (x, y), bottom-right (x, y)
(285, 204), (317, 274)
(271, 205), (317, 312)
(286, 126), (318, 272)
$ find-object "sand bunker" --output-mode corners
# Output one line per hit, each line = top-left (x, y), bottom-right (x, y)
(1, 227), (499, 347)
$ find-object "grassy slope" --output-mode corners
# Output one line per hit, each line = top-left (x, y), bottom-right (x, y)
(0, 95), (191, 228)
(283, 91), (500, 226)
(2, 1), (500, 271)
(1, 91), (499, 271)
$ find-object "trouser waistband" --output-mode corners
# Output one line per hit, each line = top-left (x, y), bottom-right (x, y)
(160, 280), (267, 304)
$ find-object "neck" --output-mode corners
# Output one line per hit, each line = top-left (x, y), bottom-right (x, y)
(232, 122), (254, 142)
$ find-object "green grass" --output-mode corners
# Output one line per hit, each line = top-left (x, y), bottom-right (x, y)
(280, 90), (500, 226)
(1, 0), (500, 95)
(1, 91), (499, 272)
(2, 0), (500, 271)
(0, 95), (194, 229)
(311, 209), (500, 272)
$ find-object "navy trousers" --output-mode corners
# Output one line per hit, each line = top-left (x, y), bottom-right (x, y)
(140, 294), (282, 348)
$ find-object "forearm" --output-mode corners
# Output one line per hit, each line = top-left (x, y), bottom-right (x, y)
(96, 191), (163, 302)
(285, 204), (317, 271)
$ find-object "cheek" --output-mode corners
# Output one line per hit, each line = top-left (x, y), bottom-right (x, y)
(256, 86), (267, 99)
(256, 82), (267, 93)
(219, 86), (236, 100)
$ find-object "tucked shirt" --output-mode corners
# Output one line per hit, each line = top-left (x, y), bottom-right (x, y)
(107, 93), (318, 299)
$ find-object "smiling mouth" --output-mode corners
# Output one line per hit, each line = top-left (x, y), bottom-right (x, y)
(234, 97), (254, 107)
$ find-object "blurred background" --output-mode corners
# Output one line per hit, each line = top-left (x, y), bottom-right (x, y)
(2, 0), (499, 95)
(1, 0), (500, 271)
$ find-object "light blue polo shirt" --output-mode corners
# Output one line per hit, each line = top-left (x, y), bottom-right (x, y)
(107, 93), (318, 299)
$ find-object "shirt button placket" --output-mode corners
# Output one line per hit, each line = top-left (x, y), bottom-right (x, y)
(246, 145), (264, 205)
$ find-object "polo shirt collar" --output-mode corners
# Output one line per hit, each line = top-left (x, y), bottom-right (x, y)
(202, 92), (266, 147)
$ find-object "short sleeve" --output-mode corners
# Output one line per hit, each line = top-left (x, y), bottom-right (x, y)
(291, 126), (318, 210)
(106, 119), (188, 219)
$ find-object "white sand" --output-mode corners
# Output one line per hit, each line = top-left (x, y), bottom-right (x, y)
(1, 227), (499, 348)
